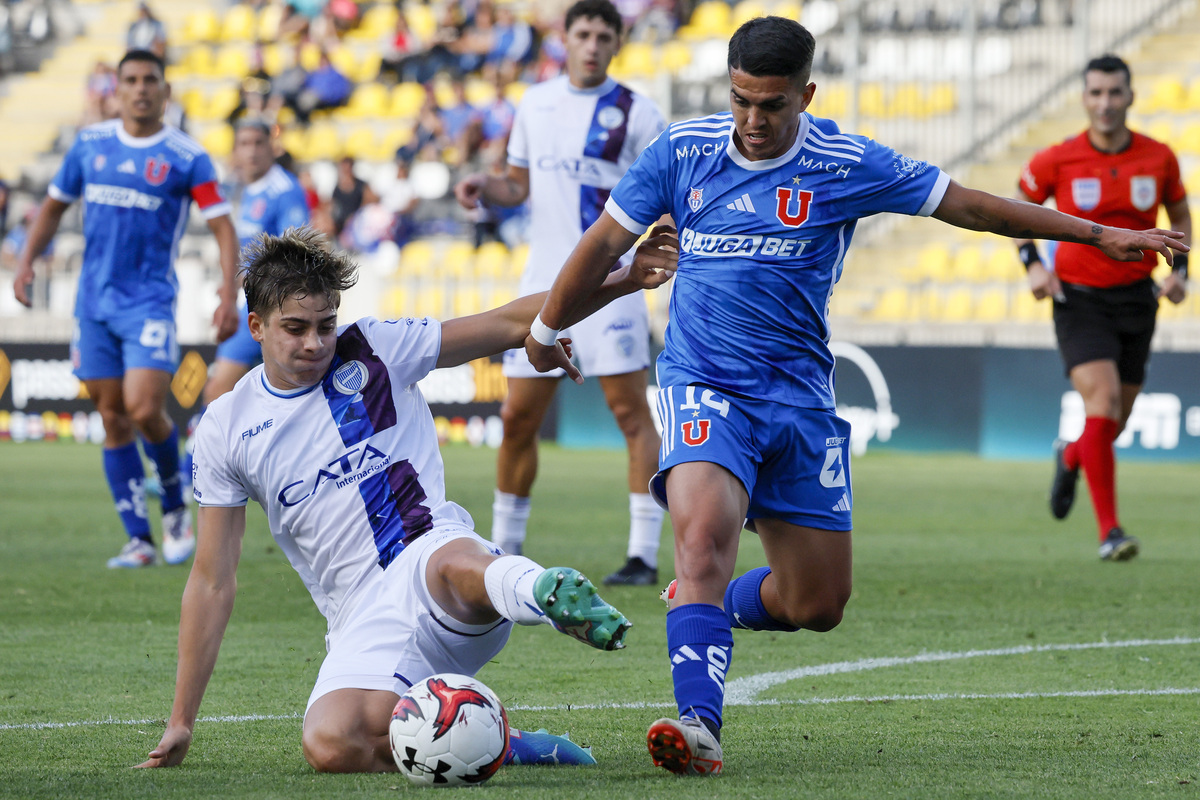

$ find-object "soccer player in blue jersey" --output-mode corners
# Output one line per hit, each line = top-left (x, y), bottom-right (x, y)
(13, 50), (240, 569)
(524, 17), (1187, 776)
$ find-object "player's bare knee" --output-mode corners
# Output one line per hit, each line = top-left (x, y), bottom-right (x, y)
(302, 728), (364, 773)
(498, 404), (541, 444)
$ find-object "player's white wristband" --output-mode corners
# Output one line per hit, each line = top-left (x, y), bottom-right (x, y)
(529, 314), (559, 347)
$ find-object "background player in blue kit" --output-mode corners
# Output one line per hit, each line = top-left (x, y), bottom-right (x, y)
(13, 50), (240, 569)
(524, 17), (1188, 776)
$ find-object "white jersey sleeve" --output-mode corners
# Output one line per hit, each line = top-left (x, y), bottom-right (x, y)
(352, 316), (442, 386)
(191, 397), (251, 508)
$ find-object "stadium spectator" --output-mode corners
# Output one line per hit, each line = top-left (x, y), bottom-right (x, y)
(485, 2), (535, 82)
(383, 152), (420, 247)
(12, 50), (240, 570)
(439, 78), (484, 166)
(378, 9), (424, 84)
(226, 46), (274, 125)
(329, 155), (376, 236)
(291, 50), (353, 125)
(81, 60), (118, 126)
(522, 17), (1187, 776)
(125, 2), (167, 59)
(135, 225), (678, 773)
(1014, 54), (1190, 561)
(454, 0), (668, 587)
(266, 43), (312, 122)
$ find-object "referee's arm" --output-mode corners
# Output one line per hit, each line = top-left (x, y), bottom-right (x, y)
(1160, 196), (1191, 303)
(1009, 187), (1062, 301)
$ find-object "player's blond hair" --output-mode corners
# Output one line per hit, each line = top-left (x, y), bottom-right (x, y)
(242, 227), (358, 317)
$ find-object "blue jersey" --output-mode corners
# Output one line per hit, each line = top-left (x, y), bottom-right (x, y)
(49, 120), (230, 320)
(234, 164), (310, 248)
(607, 112), (949, 409)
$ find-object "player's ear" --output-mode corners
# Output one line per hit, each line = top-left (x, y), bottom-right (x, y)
(248, 311), (266, 342)
(800, 82), (817, 112)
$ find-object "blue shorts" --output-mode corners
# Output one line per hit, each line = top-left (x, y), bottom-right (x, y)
(214, 302), (262, 367)
(651, 385), (853, 532)
(72, 312), (179, 380)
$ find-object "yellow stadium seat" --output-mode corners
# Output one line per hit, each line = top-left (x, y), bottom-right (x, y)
(974, 288), (1010, 322)
(179, 87), (207, 120)
(984, 247), (1022, 282)
(206, 86), (241, 121)
(871, 286), (912, 321)
(731, 0), (767, 28)
(951, 245), (986, 283)
(1175, 122), (1200, 155)
(775, 1), (803, 22)
(660, 41), (693, 76)
(180, 10), (219, 45)
(305, 125), (343, 161)
(475, 241), (510, 279)
(343, 127), (378, 160)
(401, 240), (436, 277)
(180, 45), (215, 78)
(329, 47), (360, 80)
(487, 284), (517, 308)
(940, 288), (974, 322)
(354, 52), (383, 84)
(220, 4), (257, 42)
(356, 3), (400, 39)
(912, 287), (944, 320)
(1013, 289), (1051, 322)
(280, 128), (306, 161)
(300, 42), (322, 72)
(927, 83), (956, 114)
(454, 287), (484, 317)
(891, 83), (922, 117)
(443, 241), (477, 280)
(415, 285), (446, 318)
(614, 42), (656, 78)
(260, 44), (284, 75)
(505, 81), (529, 106)
(390, 82), (426, 118)
(858, 84), (888, 118)
(201, 125), (234, 159)
(465, 78), (497, 106)
(343, 83), (389, 118)
(509, 243), (529, 280)
(212, 46), (250, 79)
(258, 3), (284, 41)
(1144, 75), (1186, 114)
(910, 242), (952, 282)
(689, 1), (732, 37)
(405, 4), (437, 40)
(381, 127), (415, 159)
(383, 287), (407, 318)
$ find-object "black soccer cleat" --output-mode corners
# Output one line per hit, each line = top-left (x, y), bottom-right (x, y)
(602, 556), (659, 586)
(1099, 527), (1139, 561)
(1049, 439), (1080, 520)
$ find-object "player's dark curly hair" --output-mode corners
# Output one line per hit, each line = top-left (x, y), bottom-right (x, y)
(1084, 54), (1131, 87)
(242, 227), (359, 318)
(118, 49), (165, 77)
(565, 0), (622, 36)
(728, 16), (815, 84)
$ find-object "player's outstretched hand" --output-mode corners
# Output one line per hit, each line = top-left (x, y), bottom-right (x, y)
(136, 724), (192, 768)
(12, 263), (35, 307)
(1098, 227), (1188, 263)
(453, 174), (485, 210)
(1159, 270), (1188, 304)
(212, 296), (239, 344)
(525, 336), (583, 384)
(629, 225), (679, 290)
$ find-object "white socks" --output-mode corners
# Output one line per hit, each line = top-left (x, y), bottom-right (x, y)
(483, 555), (547, 626)
(627, 492), (664, 567)
(491, 489), (530, 555)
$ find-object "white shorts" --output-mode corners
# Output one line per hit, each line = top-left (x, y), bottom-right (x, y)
(306, 527), (512, 713)
(502, 290), (651, 379)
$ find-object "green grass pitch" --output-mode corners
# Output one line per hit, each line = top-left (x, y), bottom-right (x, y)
(1, 442), (1198, 799)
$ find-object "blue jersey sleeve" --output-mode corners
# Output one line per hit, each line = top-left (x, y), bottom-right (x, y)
(275, 188), (311, 234)
(49, 136), (86, 203)
(840, 139), (949, 219)
(604, 130), (671, 235)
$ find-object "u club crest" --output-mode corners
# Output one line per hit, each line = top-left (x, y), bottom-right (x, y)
(688, 186), (703, 212)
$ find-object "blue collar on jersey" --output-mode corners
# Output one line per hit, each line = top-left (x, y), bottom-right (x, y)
(566, 76), (617, 96)
(725, 113), (811, 172)
(260, 372), (321, 398)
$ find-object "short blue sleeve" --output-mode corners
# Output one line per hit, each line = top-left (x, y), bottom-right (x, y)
(840, 139), (949, 219)
(277, 188), (311, 232)
(604, 130), (671, 235)
(49, 136), (86, 203)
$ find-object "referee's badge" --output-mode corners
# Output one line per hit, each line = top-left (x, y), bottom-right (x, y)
(688, 186), (704, 212)
(1130, 176), (1157, 212)
(1071, 177), (1101, 211)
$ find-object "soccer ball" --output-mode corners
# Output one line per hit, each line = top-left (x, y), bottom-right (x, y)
(389, 673), (510, 787)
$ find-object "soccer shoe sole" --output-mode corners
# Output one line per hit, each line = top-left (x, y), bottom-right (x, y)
(1049, 440), (1079, 520)
(534, 568), (631, 651)
(646, 718), (723, 776)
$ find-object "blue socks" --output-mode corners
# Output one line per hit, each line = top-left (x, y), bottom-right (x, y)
(141, 426), (183, 512)
(103, 442), (151, 541)
(724, 566), (801, 632)
(666, 603), (733, 733)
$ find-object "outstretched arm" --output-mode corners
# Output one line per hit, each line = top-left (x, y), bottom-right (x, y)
(453, 163), (530, 210)
(207, 214), (241, 343)
(932, 180), (1187, 263)
(1159, 196), (1192, 304)
(1009, 186), (1064, 301)
(136, 505), (246, 768)
(13, 197), (69, 307)
(436, 224), (677, 376)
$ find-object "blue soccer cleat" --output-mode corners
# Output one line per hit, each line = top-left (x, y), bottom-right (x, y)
(504, 728), (597, 766)
(533, 567), (631, 651)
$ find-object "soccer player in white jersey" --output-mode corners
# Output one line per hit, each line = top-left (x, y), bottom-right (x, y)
(453, 0), (668, 587)
(523, 17), (1187, 776)
(13, 50), (240, 569)
(136, 226), (678, 773)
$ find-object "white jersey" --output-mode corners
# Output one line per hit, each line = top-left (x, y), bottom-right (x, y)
(507, 75), (665, 291)
(191, 316), (473, 623)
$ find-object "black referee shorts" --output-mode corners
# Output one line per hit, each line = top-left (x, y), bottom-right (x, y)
(1052, 278), (1158, 384)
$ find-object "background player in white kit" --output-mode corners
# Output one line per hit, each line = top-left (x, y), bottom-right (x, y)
(454, 0), (667, 586)
(136, 226), (678, 772)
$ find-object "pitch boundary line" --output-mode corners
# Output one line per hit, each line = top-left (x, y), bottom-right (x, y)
(3, 636), (1198, 733)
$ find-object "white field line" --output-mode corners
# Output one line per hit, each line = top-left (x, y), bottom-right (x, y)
(3, 637), (1198, 733)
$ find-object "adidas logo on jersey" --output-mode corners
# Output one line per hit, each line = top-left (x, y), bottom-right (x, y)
(117, 159), (137, 175)
(725, 193), (756, 213)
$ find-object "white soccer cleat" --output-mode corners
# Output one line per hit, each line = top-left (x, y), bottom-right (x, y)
(660, 579), (677, 607)
(647, 716), (723, 776)
(162, 507), (195, 565)
(107, 538), (157, 569)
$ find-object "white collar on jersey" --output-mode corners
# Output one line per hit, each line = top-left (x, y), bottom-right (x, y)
(566, 76), (617, 96)
(115, 123), (171, 149)
(725, 113), (811, 172)
(245, 164), (281, 195)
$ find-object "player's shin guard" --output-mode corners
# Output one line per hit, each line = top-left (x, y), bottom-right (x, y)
(484, 555), (546, 625)
(103, 442), (151, 541)
(666, 604), (733, 736)
(724, 566), (801, 631)
(142, 426), (183, 512)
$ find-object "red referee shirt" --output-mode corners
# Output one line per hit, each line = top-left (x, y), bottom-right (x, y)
(1019, 131), (1186, 288)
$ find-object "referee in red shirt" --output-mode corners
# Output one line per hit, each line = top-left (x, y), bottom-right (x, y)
(1015, 54), (1191, 561)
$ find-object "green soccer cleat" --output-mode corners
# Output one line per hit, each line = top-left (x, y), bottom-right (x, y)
(533, 567), (631, 651)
